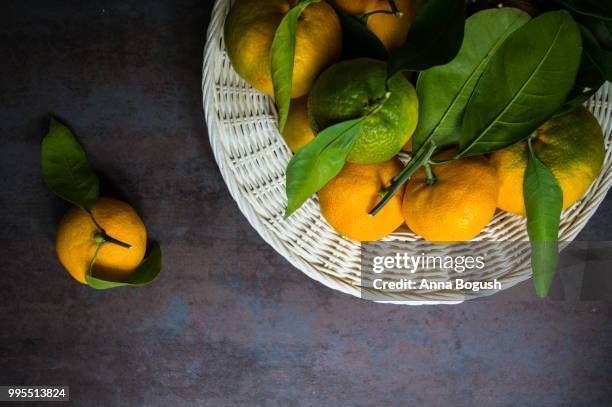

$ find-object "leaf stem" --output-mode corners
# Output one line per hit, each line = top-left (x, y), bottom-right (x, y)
(424, 163), (436, 185)
(527, 134), (542, 158)
(87, 241), (106, 280)
(528, 129), (538, 141)
(527, 136), (534, 152)
(88, 211), (105, 232)
(430, 158), (453, 165)
(369, 141), (437, 216)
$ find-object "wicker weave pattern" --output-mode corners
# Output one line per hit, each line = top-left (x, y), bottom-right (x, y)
(202, 0), (612, 304)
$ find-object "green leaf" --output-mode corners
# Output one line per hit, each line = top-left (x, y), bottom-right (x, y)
(336, 9), (388, 60)
(285, 117), (366, 217)
(369, 140), (437, 216)
(524, 140), (563, 298)
(539, 0), (612, 21)
(584, 36), (612, 81)
(582, 17), (612, 50)
(532, 0), (612, 47)
(86, 242), (163, 290)
(537, 1), (612, 49)
(562, 26), (607, 112)
(413, 8), (530, 152)
(459, 10), (582, 157)
(577, 22), (612, 80)
(41, 118), (100, 213)
(387, 0), (466, 77)
(270, 0), (319, 131)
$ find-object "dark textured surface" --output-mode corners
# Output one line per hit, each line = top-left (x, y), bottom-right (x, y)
(1, 1), (611, 406)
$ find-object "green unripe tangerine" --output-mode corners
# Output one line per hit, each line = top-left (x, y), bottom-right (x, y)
(308, 58), (419, 164)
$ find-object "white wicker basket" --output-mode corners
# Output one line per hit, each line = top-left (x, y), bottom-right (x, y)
(202, 0), (612, 304)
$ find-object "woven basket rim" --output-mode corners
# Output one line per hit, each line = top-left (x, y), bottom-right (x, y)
(202, 0), (612, 305)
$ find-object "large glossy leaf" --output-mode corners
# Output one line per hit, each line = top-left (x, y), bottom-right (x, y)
(459, 10), (582, 157)
(86, 242), (163, 290)
(270, 0), (319, 131)
(336, 10), (388, 60)
(285, 117), (365, 217)
(41, 118), (99, 213)
(413, 8), (530, 152)
(524, 141), (563, 298)
(387, 0), (466, 77)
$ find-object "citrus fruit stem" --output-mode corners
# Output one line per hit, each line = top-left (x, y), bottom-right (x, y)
(359, 9), (403, 24)
(386, 0), (402, 16)
(369, 91), (392, 111)
(102, 234), (132, 249)
(424, 163), (436, 186)
(93, 231), (132, 249)
(369, 141), (436, 216)
(358, 0), (402, 22)
(92, 230), (132, 250)
(88, 211), (132, 249)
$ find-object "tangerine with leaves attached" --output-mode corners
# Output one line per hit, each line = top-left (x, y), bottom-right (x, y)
(329, 0), (422, 50)
(56, 197), (147, 284)
(491, 107), (605, 215)
(224, 0), (342, 98)
(308, 58), (418, 164)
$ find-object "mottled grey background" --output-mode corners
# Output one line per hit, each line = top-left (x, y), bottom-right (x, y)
(0, 1), (611, 406)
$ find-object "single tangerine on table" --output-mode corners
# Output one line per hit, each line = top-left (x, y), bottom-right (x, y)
(56, 197), (147, 284)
